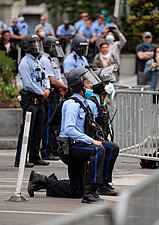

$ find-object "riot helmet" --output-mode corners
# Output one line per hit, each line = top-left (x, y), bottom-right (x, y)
(67, 67), (101, 93)
(93, 69), (114, 94)
(22, 34), (43, 57)
(43, 36), (65, 58)
(72, 35), (88, 56)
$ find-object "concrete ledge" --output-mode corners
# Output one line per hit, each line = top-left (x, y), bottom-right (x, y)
(0, 108), (22, 137)
(0, 137), (18, 149)
(120, 54), (136, 75)
(0, 108), (22, 149)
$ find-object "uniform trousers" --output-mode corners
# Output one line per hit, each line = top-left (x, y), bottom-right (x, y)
(41, 91), (60, 157)
(46, 141), (119, 198)
(15, 102), (45, 162)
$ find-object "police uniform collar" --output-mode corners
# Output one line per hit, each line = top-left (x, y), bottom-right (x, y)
(72, 51), (83, 59)
(72, 93), (86, 104)
(91, 93), (100, 103)
(43, 52), (50, 58)
(27, 53), (39, 60)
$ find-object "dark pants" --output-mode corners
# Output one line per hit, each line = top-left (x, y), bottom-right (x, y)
(41, 91), (60, 157)
(15, 103), (45, 162)
(46, 141), (119, 198)
(137, 70), (149, 85)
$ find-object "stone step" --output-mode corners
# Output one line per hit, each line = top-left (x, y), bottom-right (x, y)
(0, 137), (17, 150)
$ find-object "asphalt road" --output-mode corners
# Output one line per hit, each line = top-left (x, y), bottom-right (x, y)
(0, 149), (154, 225)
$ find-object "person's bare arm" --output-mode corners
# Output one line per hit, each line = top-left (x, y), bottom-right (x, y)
(49, 76), (67, 89)
(137, 51), (154, 60)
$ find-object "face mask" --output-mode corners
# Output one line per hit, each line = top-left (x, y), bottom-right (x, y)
(106, 35), (115, 42)
(85, 88), (93, 98)
(39, 31), (45, 37)
(143, 43), (150, 48)
(156, 57), (159, 64)
(104, 83), (114, 94)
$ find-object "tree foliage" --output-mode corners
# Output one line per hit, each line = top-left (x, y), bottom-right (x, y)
(40, 0), (115, 21)
(121, 0), (159, 53)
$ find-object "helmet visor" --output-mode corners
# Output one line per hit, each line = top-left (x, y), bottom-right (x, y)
(30, 40), (43, 54)
(74, 45), (88, 56)
(82, 70), (101, 86)
(49, 44), (65, 58)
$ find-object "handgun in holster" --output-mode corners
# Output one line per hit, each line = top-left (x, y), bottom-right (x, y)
(56, 136), (70, 155)
(19, 89), (30, 108)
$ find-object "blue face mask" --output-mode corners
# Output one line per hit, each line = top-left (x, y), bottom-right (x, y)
(85, 88), (93, 98)
(143, 43), (151, 48)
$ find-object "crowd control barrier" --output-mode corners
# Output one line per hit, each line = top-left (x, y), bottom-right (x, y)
(37, 170), (159, 225)
(112, 89), (159, 161)
(114, 170), (159, 225)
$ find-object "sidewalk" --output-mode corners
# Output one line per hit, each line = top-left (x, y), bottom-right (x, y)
(119, 73), (137, 86)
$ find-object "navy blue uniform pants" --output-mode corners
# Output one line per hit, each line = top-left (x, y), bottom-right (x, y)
(41, 91), (60, 157)
(15, 103), (45, 162)
(46, 141), (119, 198)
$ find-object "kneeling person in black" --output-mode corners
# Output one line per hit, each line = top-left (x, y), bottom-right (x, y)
(28, 67), (117, 203)
(86, 68), (119, 195)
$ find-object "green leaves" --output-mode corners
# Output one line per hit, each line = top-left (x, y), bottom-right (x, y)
(0, 50), (16, 84)
(0, 51), (19, 107)
(121, 0), (159, 53)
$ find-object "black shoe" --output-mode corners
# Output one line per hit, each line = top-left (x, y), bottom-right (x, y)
(42, 154), (60, 161)
(28, 170), (47, 197)
(14, 161), (34, 168)
(81, 192), (104, 204)
(97, 184), (119, 196)
(32, 159), (50, 166)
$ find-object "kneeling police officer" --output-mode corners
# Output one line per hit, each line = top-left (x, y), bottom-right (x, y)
(86, 69), (119, 195)
(27, 67), (119, 203)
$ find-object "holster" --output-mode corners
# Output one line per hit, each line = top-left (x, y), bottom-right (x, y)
(56, 136), (71, 155)
(19, 89), (43, 108)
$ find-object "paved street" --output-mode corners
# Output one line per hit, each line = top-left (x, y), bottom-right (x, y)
(0, 73), (157, 225)
(0, 149), (154, 225)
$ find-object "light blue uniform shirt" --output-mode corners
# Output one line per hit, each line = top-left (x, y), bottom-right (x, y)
(60, 93), (93, 144)
(19, 54), (50, 95)
(0, 20), (7, 29)
(92, 21), (105, 35)
(63, 51), (89, 73)
(40, 53), (62, 81)
(56, 24), (76, 36)
(35, 23), (54, 36)
(74, 20), (85, 32)
(17, 21), (29, 36)
(78, 26), (96, 39)
(87, 93), (100, 118)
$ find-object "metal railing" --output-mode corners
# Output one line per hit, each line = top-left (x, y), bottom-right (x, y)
(37, 170), (159, 225)
(112, 89), (159, 161)
(114, 170), (159, 225)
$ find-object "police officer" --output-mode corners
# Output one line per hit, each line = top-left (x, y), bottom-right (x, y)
(40, 36), (67, 160)
(63, 35), (89, 79)
(28, 67), (116, 203)
(86, 69), (119, 195)
(14, 34), (50, 167)
(56, 19), (76, 55)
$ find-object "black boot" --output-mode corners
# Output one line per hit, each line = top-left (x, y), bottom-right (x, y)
(28, 170), (47, 197)
(81, 184), (104, 204)
(97, 183), (119, 196)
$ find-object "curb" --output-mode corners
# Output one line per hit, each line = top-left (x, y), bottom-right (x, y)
(0, 137), (17, 150)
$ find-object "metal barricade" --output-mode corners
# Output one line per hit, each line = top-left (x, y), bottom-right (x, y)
(112, 89), (159, 161)
(114, 170), (159, 225)
(37, 203), (114, 225)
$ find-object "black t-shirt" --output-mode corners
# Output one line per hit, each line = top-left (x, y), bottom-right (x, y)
(136, 43), (157, 72)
